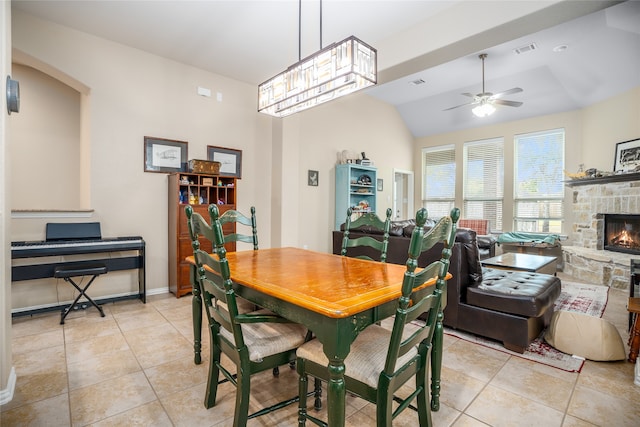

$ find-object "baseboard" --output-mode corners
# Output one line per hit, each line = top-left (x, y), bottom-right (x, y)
(147, 287), (170, 296)
(0, 367), (16, 406)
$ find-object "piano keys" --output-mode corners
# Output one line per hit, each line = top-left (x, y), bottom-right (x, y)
(11, 222), (146, 317)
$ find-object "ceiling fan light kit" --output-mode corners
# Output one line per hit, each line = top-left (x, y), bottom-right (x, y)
(258, 0), (377, 117)
(445, 53), (523, 118)
(472, 101), (496, 117)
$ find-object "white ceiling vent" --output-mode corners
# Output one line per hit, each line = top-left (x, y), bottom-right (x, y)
(513, 43), (538, 55)
(409, 78), (426, 86)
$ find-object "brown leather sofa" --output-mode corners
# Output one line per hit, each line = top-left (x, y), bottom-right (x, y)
(332, 219), (561, 353)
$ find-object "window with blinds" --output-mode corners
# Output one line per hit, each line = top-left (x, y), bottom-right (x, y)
(422, 145), (455, 218)
(514, 128), (565, 233)
(463, 138), (503, 231)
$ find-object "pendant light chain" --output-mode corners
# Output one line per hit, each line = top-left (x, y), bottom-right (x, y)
(299, 0), (323, 59)
(298, 0), (301, 61)
(319, 0), (323, 50)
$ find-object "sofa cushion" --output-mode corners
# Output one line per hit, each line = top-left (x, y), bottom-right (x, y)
(466, 269), (561, 317)
(454, 228), (484, 284)
(390, 219), (415, 237)
(544, 310), (626, 361)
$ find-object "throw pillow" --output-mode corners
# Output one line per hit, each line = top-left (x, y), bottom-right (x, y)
(544, 310), (626, 361)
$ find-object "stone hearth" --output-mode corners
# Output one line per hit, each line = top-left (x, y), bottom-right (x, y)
(562, 245), (633, 289)
(564, 173), (640, 290)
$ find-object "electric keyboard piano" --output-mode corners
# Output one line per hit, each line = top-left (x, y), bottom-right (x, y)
(11, 222), (146, 316)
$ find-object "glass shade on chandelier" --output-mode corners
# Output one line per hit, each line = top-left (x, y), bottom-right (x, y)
(258, 36), (377, 117)
(472, 100), (496, 117)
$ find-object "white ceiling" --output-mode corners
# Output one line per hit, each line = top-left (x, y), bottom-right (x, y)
(11, 0), (640, 138)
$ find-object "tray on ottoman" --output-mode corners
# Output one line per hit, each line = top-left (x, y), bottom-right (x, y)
(481, 252), (557, 275)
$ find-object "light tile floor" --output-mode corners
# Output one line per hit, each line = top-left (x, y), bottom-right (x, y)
(2, 273), (639, 426)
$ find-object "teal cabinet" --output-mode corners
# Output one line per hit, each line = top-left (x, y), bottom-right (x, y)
(335, 164), (377, 229)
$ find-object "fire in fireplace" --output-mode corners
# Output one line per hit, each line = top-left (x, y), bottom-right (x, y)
(604, 214), (640, 255)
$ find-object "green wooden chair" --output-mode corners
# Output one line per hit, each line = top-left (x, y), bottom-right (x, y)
(191, 206), (259, 365)
(296, 207), (459, 427)
(216, 206), (259, 250)
(186, 204), (310, 426)
(341, 207), (393, 262)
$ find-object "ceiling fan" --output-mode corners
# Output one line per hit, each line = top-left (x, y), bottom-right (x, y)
(444, 53), (523, 117)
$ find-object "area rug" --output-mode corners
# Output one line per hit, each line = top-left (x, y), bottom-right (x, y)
(444, 281), (609, 372)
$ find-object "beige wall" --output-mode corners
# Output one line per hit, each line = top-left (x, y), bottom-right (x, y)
(9, 10), (274, 309)
(8, 10), (413, 311)
(280, 93), (414, 250)
(582, 87), (640, 171)
(10, 64), (81, 209)
(414, 87), (640, 241)
(1, 0), (14, 405)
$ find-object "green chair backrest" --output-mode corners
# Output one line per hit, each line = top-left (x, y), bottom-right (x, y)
(186, 204), (288, 354)
(341, 207), (393, 262)
(185, 204), (245, 347)
(383, 207), (459, 375)
(217, 207), (258, 249)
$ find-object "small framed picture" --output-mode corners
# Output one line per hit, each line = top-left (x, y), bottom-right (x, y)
(377, 178), (383, 191)
(207, 146), (242, 178)
(144, 137), (188, 173)
(308, 170), (319, 186)
(614, 138), (640, 173)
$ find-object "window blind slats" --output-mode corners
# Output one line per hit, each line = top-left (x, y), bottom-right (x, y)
(463, 138), (503, 231)
(422, 146), (455, 218)
(514, 129), (565, 233)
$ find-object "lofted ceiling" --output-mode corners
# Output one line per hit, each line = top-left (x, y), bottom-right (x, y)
(11, 0), (640, 138)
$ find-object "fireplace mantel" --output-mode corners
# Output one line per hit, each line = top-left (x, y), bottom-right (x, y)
(565, 172), (640, 187)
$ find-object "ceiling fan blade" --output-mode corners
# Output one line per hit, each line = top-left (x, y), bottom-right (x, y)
(461, 92), (477, 98)
(493, 99), (523, 107)
(491, 87), (523, 99)
(443, 101), (475, 111)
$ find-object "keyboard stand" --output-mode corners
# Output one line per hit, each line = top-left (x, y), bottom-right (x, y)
(55, 263), (108, 325)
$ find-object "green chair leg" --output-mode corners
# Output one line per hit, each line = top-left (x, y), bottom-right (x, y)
(234, 370), (251, 427)
(430, 308), (443, 411)
(191, 266), (203, 365)
(204, 330), (221, 409)
(298, 360), (309, 425)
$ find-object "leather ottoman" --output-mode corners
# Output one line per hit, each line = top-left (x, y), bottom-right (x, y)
(462, 268), (562, 352)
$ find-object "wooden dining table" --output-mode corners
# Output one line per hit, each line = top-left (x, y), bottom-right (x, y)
(187, 247), (447, 427)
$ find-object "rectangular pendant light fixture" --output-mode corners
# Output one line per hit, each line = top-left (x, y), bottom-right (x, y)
(258, 36), (377, 118)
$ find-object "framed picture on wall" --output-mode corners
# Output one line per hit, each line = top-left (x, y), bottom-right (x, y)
(144, 137), (188, 173)
(308, 170), (319, 186)
(614, 138), (640, 173)
(207, 146), (242, 178)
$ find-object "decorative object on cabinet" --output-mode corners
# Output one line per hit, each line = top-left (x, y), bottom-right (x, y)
(335, 164), (377, 229)
(614, 138), (640, 173)
(357, 152), (372, 166)
(168, 172), (237, 298)
(188, 159), (221, 175)
(308, 170), (319, 186)
(207, 145), (242, 178)
(144, 136), (188, 173)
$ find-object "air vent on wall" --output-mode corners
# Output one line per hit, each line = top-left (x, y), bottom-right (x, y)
(513, 43), (538, 55)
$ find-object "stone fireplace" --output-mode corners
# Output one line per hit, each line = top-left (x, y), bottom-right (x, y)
(563, 173), (640, 289)
(603, 213), (640, 255)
